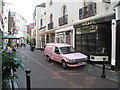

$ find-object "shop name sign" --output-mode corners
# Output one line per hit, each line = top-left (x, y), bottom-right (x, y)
(81, 21), (96, 26)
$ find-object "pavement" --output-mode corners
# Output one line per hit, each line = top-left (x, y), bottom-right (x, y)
(15, 45), (120, 88)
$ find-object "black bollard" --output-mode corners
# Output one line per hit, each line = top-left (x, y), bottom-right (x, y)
(11, 80), (14, 90)
(25, 69), (31, 90)
(101, 58), (106, 78)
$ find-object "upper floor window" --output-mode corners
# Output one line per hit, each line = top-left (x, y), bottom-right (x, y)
(50, 14), (53, 22)
(50, 0), (52, 5)
(59, 5), (68, 26)
(48, 14), (53, 30)
(102, 0), (111, 4)
(40, 19), (43, 27)
(62, 5), (67, 16)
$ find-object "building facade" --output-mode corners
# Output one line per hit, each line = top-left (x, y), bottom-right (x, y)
(74, 1), (119, 71)
(0, 0), (10, 48)
(45, 0), (85, 47)
(10, 12), (27, 45)
(33, 3), (46, 49)
(34, 0), (120, 71)
(38, 3), (46, 50)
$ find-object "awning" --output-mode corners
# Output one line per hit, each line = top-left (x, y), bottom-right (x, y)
(2, 35), (20, 39)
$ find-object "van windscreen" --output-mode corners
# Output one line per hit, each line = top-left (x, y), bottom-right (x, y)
(60, 47), (76, 54)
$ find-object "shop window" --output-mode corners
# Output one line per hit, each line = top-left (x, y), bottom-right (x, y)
(57, 38), (60, 43)
(81, 34), (88, 54)
(95, 24), (111, 55)
(76, 34), (82, 52)
(75, 22), (111, 57)
(88, 33), (96, 54)
(66, 31), (71, 45)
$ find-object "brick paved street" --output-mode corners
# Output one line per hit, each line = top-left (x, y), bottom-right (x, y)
(16, 45), (119, 88)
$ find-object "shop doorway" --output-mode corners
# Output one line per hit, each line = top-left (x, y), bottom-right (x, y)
(116, 20), (120, 71)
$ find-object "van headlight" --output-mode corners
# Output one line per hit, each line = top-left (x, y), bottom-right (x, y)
(68, 59), (76, 62)
(84, 57), (88, 61)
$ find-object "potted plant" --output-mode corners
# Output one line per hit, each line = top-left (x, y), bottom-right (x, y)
(2, 50), (25, 88)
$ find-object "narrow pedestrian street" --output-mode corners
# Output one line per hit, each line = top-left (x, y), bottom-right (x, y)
(16, 45), (119, 88)
(1, 1), (120, 90)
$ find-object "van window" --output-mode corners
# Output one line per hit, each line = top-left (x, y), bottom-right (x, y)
(55, 47), (60, 54)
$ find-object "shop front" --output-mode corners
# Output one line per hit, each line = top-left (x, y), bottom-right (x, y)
(56, 31), (72, 45)
(74, 16), (114, 70)
(46, 30), (55, 43)
(55, 26), (75, 47)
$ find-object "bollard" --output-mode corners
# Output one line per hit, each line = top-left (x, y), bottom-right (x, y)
(11, 80), (14, 90)
(25, 69), (31, 90)
(101, 58), (106, 78)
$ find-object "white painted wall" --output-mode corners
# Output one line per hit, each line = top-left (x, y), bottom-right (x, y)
(46, 0), (119, 29)
(46, 0), (84, 29)
(39, 9), (46, 28)
(96, 1), (118, 16)
(11, 12), (27, 43)
(114, 5), (120, 20)
(33, 5), (46, 48)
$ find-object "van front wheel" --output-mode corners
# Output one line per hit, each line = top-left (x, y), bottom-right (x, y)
(62, 61), (68, 69)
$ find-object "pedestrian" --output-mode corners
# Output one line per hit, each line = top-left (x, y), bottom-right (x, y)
(17, 43), (19, 48)
(21, 43), (23, 47)
(24, 43), (26, 48)
(12, 47), (16, 52)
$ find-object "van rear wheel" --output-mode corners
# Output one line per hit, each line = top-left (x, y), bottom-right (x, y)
(62, 61), (68, 69)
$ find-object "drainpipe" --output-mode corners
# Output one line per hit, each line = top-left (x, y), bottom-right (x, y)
(111, 19), (116, 70)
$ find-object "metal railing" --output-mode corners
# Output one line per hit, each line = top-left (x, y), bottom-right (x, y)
(48, 22), (53, 30)
(58, 14), (68, 26)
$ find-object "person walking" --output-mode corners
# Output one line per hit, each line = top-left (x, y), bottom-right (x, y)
(24, 43), (26, 48)
(17, 43), (19, 48)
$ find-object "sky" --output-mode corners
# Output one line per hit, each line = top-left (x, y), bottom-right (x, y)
(4, 0), (45, 24)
